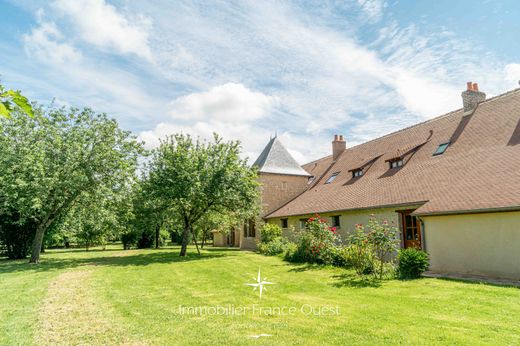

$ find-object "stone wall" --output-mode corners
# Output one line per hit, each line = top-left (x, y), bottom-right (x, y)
(258, 173), (309, 217)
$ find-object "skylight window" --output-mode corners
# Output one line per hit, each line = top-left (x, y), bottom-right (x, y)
(433, 142), (449, 156)
(352, 169), (363, 178)
(325, 172), (339, 184)
(389, 159), (404, 169)
(307, 176), (315, 184)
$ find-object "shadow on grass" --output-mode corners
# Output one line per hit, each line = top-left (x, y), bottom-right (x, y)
(204, 247), (241, 252)
(287, 263), (327, 272)
(0, 250), (226, 275)
(432, 276), (520, 289)
(331, 272), (382, 288)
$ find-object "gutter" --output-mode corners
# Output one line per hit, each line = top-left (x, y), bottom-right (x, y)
(265, 201), (428, 220)
(414, 205), (520, 217)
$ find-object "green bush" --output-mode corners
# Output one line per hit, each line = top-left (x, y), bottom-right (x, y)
(331, 246), (351, 267)
(258, 237), (290, 256)
(346, 243), (374, 275)
(0, 212), (37, 259)
(260, 223), (282, 243)
(397, 248), (429, 279)
(283, 242), (298, 261)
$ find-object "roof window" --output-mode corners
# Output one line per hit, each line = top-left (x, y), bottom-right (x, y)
(352, 169), (364, 178)
(325, 172), (339, 184)
(389, 159), (404, 169)
(433, 142), (449, 156)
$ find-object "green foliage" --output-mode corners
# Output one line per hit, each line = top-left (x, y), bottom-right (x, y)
(282, 242), (298, 261)
(258, 237), (291, 256)
(330, 246), (351, 267)
(348, 217), (400, 279)
(290, 216), (341, 265)
(345, 243), (374, 275)
(0, 83), (34, 118)
(397, 248), (430, 279)
(121, 231), (138, 250)
(145, 133), (260, 256)
(0, 106), (143, 262)
(260, 223), (282, 243)
(0, 211), (37, 259)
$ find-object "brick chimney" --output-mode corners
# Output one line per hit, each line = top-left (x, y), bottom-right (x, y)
(461, 81), (486, 113)
(332, 134), (346, 161)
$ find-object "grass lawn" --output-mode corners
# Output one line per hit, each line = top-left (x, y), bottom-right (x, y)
(1, 246), (519, 345)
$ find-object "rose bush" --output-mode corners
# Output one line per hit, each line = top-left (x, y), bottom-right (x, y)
(288, 215), (341, 265)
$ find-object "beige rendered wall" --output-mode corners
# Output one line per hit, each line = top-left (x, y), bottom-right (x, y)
(212, 232), (227, 247)
(266, 206), (421, 244)
(423, 211), (520, 280)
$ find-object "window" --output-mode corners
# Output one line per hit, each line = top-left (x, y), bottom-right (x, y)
(325, 172), (339, 184)
(389, 159), (404, 169)
(299, 218), (307, 230)
(352, 169), (363, 178)
(281, 218), (288, 228)
(331, 215), (340, 228)
(433, 142), (449, 156)
(281, 181), (288, 190)
(243, 219), (256, 237)
(307, 176), (315, 184)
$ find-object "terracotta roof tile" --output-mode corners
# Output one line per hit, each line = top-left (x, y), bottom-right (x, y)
(266, 88), (520, 218)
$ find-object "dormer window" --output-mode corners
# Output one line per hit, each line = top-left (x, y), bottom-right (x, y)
(433, 142), (449, 156)
(389, 159), (404, 169)
(352, 169), (363, 178)
(325, 172), (339, 184)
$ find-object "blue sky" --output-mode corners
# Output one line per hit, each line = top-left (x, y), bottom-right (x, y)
(1, 0), (520, 163)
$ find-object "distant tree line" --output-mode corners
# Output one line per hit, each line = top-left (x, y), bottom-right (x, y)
(0, 83), (259, 263)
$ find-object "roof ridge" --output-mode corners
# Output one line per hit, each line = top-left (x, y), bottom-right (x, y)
(308, 87), (520, 161)
(302, 154), (332, 167)
(347, 88), (520, 152)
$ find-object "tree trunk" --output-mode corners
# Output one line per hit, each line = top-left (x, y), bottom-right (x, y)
(193, 237), (201, 255)
(179, 217), (191, 257)
(201, 230), (207, 249)
(155, 225), (160, 249)
(40, 242), (45, 253)
(29, 222), (48, 264)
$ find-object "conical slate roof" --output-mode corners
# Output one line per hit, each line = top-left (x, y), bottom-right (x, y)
(253, 137), (311, 176)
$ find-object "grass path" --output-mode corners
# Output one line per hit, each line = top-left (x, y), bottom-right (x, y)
(37, 269), (144, 345)
(1, 246), (520, 345)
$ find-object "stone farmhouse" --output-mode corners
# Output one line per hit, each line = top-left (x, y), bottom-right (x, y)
(214, 82), (520, 280)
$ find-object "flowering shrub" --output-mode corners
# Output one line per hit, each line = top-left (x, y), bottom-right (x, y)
(348, 216), (399, 279)
(347, 226), (374, 275)
(289, 215), (341, 264)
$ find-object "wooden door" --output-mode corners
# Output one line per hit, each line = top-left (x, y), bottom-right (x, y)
(400, 211), (422, 249)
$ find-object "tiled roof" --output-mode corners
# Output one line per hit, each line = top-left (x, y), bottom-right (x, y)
(253, 136), (311, 176)
(266, 88), (520, 218)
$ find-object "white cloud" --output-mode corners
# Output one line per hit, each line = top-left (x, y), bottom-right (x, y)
(505, 63), (520, 86)
(169, 83), (279, 123)
(52, 0), (153, 61)
(357, 0), (387, 22)
(13, 1), (519, 164)
(23, 21), (82, 64)
(139, 83), (284, 161)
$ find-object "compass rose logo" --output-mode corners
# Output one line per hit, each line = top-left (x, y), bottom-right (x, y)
(246, 267), (274, 299)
